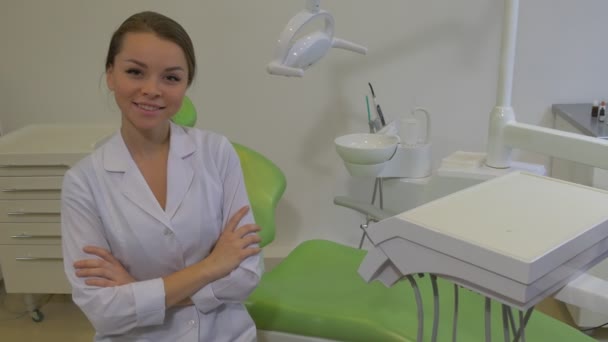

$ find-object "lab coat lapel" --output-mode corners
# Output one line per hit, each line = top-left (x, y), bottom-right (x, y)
(102, 132), (173, 229)
(165, 122), (195, 220)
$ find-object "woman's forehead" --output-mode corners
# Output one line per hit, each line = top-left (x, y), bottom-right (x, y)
(116, 32), (187, 69)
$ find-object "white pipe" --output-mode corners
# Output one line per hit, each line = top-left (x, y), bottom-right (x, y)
(496, 0), (519, 107)
(485, 0), (519, 168)
(504, 122), (608, 170)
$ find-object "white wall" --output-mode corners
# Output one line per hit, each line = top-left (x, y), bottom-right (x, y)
(1, 0), (607, 256)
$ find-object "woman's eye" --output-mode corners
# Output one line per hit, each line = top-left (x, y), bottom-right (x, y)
(166, 75), (181, 82)
(126, 69), (142, 76)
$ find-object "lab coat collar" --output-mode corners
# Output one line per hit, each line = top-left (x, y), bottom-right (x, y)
(102, 122), (195, 172)
(102, 121), (196, 227)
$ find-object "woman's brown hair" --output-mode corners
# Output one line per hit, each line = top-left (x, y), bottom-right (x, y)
(105, 11), (196, 85)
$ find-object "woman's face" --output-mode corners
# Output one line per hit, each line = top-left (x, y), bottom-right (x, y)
(106, 32), (189, 132)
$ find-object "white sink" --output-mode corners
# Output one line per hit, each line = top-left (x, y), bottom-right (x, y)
(335, 133), (398, 165)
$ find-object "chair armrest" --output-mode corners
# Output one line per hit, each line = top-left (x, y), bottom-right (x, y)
(333, 196), (395, 222)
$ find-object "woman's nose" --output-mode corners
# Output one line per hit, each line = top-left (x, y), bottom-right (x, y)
(141, 79), (161, 97)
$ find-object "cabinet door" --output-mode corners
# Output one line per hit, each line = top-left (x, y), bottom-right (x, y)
(0, 245), (71, 294)
(0, 165), (68, 177)
(0, 223), (61, 245)
(0, 177), (62, 199)
(0, 200), (61, 222)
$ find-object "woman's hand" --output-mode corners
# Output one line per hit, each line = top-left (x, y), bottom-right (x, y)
(74, 246), (136, 287)
(203, 206), (262, 280)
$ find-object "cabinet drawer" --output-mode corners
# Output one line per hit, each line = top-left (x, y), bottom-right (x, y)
(0, 164), (69, 177)
(0, 177), (62, 199)
(0, 223), (61, 245)
(0, 200), (61, 222)
(0, 245), (71, 293)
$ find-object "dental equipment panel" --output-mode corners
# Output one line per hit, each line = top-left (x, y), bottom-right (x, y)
(359, 171), (608, 339)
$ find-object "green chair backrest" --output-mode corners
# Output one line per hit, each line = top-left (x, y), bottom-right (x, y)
(173, 96), (286, 247)
(232, 143), (286, 247)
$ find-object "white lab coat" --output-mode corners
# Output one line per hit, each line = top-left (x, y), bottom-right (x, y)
(61, 122), (261, 341)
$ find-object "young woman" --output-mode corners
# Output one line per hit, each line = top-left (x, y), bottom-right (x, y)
(61, 11), (262, 341)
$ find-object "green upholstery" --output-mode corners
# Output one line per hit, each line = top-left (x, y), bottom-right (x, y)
(171, 96), (197, 127)
(232, 143), (286, 247)
(247, 240), (594, 342)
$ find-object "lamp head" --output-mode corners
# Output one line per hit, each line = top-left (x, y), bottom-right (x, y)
(267, 1), (367, 77)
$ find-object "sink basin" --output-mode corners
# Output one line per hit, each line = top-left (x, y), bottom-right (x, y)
(335, 133), (399, 165)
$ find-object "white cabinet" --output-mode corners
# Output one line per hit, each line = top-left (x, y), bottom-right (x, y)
(0, 124), (115, 295)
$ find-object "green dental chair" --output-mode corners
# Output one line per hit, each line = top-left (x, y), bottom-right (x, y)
(172, 96), (285, 247)
(173, 97), (593, 341)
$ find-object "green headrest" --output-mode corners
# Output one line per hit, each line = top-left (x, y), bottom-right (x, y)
(172, 96), (197, 127)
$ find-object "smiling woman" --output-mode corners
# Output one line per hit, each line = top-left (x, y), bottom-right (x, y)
(60, 11), (262, 342)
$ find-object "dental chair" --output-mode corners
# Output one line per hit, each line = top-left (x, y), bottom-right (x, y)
(173, 98), (593, 341)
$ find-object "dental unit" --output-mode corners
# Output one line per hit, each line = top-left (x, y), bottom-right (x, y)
(266, 0), (608, 340)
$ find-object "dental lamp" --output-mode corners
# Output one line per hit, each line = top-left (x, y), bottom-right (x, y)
(266, 0), (367, 77)
(269, 0), (608, 172)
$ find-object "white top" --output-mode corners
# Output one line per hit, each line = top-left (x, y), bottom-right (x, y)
(365, 172), (608, 284)
(400, 172), (608, 262)
(61, 122), (261, 342)
(0, 124), (116, 154)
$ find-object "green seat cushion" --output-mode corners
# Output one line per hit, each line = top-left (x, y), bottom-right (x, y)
(247, 239), (593, 342)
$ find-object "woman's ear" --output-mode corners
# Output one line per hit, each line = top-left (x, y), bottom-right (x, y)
(106, 66), (115, 91)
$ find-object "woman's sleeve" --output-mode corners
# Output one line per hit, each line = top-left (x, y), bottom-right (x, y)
(61, 168), (166, 335)
(190, 137), (263, 313)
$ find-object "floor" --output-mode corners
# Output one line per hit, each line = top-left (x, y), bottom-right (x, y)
(1, 263), (608, 341)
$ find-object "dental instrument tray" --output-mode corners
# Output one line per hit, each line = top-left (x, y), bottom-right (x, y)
(359, 171), (608, 310)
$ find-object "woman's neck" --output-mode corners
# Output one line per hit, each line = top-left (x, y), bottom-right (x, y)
(120, 119), (171, 159)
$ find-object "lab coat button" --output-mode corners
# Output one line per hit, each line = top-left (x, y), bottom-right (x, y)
(188, 320), (196, 326)
(164, 228), (172, 236)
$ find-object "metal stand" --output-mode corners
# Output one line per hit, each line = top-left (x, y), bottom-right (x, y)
(24, 294), (44, 322)
(358, 177), (384, 249)
(403, 277), (534, 342)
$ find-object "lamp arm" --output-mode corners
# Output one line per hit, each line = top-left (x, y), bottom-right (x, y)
(306, 0), (320, 12)
(504, 123), (608, 170)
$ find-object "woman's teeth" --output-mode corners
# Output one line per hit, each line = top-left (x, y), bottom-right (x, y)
(137, 103), (161, 111)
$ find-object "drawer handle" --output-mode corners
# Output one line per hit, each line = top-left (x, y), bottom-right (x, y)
(8, 212), (60, 216)
(1, 188), (61, 193)
(11, 234), (61, 239)
(15, 257), (63, 261)
(0, 164), (67, 169)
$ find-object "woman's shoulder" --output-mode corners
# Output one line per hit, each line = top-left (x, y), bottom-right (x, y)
(177, 124), (234, 155)
(64, 131), (118, 183)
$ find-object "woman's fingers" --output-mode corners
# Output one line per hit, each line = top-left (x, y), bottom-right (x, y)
(74, 258), (105, 269)
(235, 224), (261, 238)
(241, 234), (262, 247)
(240, 247), (262, 259)
(225, 206), (250, 232)
(82, 246), (119, 265)
(85, 278), (116, 287)
(75, 267), (113, 280)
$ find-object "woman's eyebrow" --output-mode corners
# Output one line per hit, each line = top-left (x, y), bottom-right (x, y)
(165, 66), (185, 72)
(124, 59), (184, 72)
(125, 59), (147, 68)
